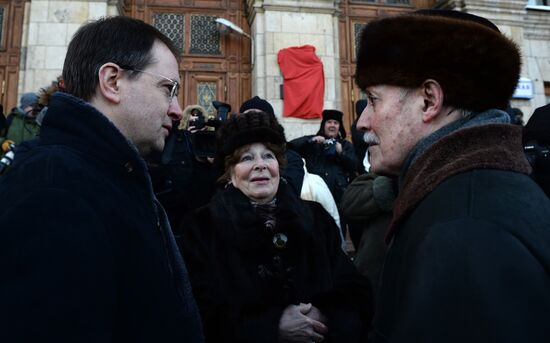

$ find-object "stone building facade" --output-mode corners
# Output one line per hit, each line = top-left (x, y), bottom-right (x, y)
(436, 0), (550, 123)
(1, 0), (549, 136)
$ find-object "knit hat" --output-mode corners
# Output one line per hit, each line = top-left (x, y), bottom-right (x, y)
(355, 10), (521, 112)
(317, 109), (346, 139)
(216, 110), (286, 160)
(19, 92), (39, 111)
(239, 96), (275, 116)
(355, 99), (368, 119)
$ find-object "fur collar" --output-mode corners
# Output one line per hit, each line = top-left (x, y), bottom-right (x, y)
(386, 124), (531, 242)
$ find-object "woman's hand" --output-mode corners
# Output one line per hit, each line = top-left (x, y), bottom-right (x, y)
(279, 303), (328, 342)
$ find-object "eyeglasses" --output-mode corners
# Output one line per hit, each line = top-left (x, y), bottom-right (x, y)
(124, 68), (180, 100)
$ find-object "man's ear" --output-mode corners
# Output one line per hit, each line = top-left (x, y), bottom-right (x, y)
(97, 63), (122, 104)
(420, 79), (444, 123)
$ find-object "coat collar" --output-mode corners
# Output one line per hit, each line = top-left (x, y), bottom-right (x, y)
(386, 124), (531, 243)
(40, 92), (146, 174)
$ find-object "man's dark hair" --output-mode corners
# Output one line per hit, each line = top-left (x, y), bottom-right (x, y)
(62, 16), (179, 101)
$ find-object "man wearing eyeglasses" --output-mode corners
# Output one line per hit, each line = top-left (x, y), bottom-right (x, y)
(0, 17), (204, 342)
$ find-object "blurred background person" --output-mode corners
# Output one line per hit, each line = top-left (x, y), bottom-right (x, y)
(340, 171), (396, 303)
(0, 92), (40, 156)
(289, 109), (357, 206)
(523, 103), (550, 198)
(149, 103), (222, 230)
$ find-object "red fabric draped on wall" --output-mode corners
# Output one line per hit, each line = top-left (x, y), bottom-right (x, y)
(277, 45), (324, 119)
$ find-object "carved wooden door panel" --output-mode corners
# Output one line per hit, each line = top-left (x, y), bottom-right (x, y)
(0, 0), (24, 113)
(121, 0), (251, 117)
(187, 72), (225, 115)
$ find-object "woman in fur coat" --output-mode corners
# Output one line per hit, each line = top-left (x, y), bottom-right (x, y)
(178, 110), (372, 342)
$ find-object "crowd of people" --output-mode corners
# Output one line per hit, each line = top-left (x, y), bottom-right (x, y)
(0, 9), (549, 343)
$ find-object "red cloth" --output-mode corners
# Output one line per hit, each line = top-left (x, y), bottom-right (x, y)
(277, 45), (324, 119)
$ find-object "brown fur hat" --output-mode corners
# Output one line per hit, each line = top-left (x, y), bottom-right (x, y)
(355, 10), (521, 112)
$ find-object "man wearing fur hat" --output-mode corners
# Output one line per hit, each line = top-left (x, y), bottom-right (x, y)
(355, 10), (550, 342)
(289, 109), (357, 206)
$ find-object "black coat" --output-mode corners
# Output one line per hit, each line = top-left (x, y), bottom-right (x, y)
(179, 182), (372, 342)
(372, 124), (550, 342)
(289, 135), (357, 204)
(0, 93), (203, 342)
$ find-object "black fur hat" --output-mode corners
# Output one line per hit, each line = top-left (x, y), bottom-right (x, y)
(355, 10), (521, 112)
(239, 96), (275, 116)
(217, 110), (286, 159)
(317, 109), (347, 139)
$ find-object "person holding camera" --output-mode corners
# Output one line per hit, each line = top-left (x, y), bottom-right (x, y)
(289, 109), (357, 207)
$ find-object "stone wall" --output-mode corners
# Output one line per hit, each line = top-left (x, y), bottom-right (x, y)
(18, 0), (119, 97)
(437, 0), (550, 122)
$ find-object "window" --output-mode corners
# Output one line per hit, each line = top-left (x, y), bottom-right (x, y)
(151, 12), (222, 56)
(189, 15), (221, 55)
(0, 5), (5, 49)
(153, 13), (185, 53)
(352, 0), (410, 4)
(527, 0), (550, 10)
(197, 82), (217, 113)
(354, 22), (366, 61)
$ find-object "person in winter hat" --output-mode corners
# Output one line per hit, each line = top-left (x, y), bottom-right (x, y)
(289, 109), (357, 208)
(181, 109), (372, 342)
(355, 9), (550, 342)
(523, 103), (550, 198)
(238, 96), (305, 196)
(239, 95), (275, 116)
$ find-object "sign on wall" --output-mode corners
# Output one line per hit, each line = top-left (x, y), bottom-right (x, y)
(513, 77), (534, 99)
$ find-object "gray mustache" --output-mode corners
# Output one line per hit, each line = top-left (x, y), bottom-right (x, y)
(363, 132), (380, 145)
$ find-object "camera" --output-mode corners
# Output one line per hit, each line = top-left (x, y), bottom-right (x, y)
(524, 141), (550, 170)
(323, 138), (337, 156)
(191, 109), (206, 130)
(0, 143), (16, 175)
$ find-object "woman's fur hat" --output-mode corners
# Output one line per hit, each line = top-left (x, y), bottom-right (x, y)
(216, 110), (286, 160)
(355, 10), (521, 112)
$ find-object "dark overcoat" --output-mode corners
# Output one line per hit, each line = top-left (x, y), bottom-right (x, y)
(0, 92), (203, 342)
(179, 182), (373, 342)
(372, 124), (550, 342)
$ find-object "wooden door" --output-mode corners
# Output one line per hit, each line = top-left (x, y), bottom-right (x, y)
(0, 0), (24, 114)
(121, 0), (251, 118)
